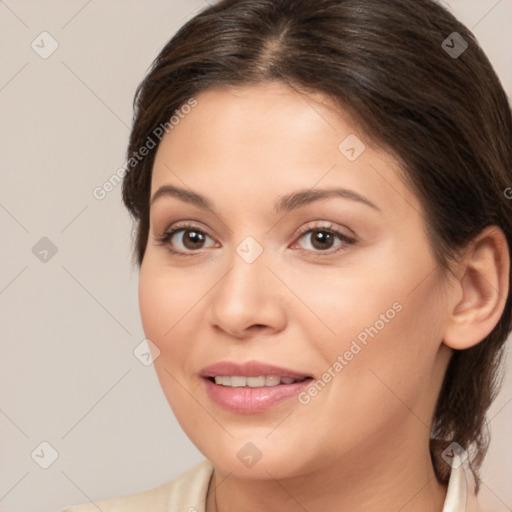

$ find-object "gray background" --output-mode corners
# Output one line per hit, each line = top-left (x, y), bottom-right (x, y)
(0, 1), (511, 511)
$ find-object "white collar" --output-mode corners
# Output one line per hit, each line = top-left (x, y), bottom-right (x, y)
(442, 454), (481, 512)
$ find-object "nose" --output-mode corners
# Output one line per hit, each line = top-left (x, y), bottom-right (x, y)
(206, 244), (287, 340)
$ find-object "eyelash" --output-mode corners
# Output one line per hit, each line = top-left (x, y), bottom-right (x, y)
(154, 221), (356, 257)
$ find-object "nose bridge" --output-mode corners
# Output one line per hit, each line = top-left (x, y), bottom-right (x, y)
(207, 233), (286, 336)
(218, 234), (269, 303)
(235, 234), (265, 266)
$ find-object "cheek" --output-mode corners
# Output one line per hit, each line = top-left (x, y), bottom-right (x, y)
(296, 251), (447, 409)
(324, 275), (446, 425)
(138, 263), (203, 416)
(138, 261), (202, 349)
(278, 257), (405, 359)
(138, 270), (168, 348)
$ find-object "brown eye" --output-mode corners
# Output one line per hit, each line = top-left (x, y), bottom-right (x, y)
(294, 225), (355, 254)
(308, 230), (336, 250)
(180, 229), (207, 250)
(156, 223), (217, 254)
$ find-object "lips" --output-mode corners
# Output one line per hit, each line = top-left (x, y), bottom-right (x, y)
(200, 361), (313, 413)
(200, 360), (312, 380)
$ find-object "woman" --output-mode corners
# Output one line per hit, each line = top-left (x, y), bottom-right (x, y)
(63, 0), (512, 510)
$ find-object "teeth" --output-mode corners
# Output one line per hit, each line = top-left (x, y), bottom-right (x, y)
(231, 376), (247, 387)
(212, 375), (303, 387)
(247, 376), (266, 387)
(265, 375), (280, 386)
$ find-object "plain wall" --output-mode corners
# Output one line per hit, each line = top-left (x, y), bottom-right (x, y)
(0, 1), (511, 511)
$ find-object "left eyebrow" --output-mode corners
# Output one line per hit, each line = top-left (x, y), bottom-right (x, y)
(274, 188), (381, 214)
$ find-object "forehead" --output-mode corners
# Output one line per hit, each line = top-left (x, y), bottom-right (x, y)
(153, 83), (361, 167)
(149, 83), (421, 221)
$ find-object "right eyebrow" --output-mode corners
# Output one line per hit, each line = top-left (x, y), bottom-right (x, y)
(150, 185), (218, 214)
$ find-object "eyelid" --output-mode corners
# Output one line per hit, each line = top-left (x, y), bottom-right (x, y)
(293, 221), (355, 241)
(156, 220), (212, 240)
(155, 220), (356, 256)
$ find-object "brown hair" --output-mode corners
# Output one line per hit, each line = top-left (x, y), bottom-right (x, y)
(122, 0), (512, 487)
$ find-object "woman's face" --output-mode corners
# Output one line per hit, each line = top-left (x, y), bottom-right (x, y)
(139, 82), (454, 479)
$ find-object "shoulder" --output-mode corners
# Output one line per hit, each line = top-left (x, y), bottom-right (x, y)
(61, 459), (213, 512)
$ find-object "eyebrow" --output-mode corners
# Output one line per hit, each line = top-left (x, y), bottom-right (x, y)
(150, 184), (380, 214)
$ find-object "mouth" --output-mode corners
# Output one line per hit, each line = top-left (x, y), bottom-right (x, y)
(200, 361), (314, 413)
(206, 375), (312, 387)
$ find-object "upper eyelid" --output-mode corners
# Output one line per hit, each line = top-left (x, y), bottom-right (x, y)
(295, 221), (355, 238)
(162, 220), (351, 238)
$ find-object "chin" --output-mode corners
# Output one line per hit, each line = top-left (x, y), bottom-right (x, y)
(192, 433), (319, 480)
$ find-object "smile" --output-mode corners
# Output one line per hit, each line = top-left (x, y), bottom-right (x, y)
(211, 375), (310, 387)
(200, 361), (314, 413)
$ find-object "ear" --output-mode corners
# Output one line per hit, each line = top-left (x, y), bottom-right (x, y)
(443, 226), (510, 350)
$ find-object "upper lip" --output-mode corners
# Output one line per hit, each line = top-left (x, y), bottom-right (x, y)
(200, 361), (312, 379)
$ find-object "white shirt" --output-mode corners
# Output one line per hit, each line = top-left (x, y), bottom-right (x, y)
(62, 456), (482, 512)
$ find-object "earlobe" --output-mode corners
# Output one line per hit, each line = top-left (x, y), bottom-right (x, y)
(443, 226), (510, 351)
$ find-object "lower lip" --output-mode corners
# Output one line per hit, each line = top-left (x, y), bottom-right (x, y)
(202, 377), (312, 413)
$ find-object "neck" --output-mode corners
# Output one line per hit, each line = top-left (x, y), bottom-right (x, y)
(207, 435), (447, 512)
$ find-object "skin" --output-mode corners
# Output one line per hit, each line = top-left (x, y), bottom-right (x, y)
(138, 82), (509, 512)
